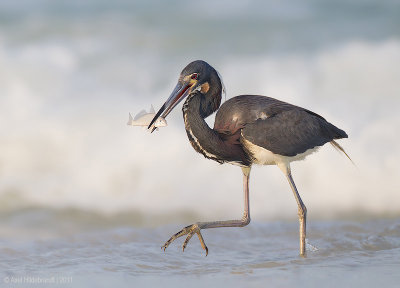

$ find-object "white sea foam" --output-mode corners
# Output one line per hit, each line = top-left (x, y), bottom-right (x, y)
(0, 26), (399, 220)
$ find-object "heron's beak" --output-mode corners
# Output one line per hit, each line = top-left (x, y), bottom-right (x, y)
(148, 81), (192, 132)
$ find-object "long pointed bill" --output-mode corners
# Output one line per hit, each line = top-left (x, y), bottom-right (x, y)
(148, 81), (191, 132)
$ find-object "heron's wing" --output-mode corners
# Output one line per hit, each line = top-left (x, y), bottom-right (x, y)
(214, 94), (347, 157)
(241, 109), (346, 156)
(214, 95), (296, 136)
(149, 105), (155, 114)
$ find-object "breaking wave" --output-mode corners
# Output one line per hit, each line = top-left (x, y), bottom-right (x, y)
(0, 0), (399, 223)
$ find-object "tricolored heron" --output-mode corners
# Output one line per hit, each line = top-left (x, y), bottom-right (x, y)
(148, 60), (349, 256)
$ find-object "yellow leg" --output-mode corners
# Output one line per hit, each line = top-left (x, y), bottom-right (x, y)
(281, 164), (307, 257)
(161, 166), (251, 256)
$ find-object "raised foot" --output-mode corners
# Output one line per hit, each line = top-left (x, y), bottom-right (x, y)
(161, 223), (208, 256)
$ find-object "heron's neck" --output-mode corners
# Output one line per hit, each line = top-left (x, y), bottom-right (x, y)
(182, 95), (223, 163)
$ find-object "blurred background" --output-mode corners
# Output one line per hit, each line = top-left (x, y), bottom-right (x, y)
(0, 0), (399, 234)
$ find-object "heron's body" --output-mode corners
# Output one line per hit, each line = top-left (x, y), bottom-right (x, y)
(148, 60), (349, 256)
(184, 94), (347, 169)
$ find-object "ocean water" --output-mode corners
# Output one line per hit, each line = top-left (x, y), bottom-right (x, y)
(1, 0), (400, 287)
(1, 212), (400, 287)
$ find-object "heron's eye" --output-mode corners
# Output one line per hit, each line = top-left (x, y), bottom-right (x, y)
(191, 73), (198, 80)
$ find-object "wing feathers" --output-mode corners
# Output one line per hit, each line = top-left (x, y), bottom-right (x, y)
(242, 109), (344, 156)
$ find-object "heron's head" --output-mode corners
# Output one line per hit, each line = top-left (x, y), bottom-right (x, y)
(148, 60), (225, 131)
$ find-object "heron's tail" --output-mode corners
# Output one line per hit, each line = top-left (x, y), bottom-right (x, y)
(330, 140), (355, 165)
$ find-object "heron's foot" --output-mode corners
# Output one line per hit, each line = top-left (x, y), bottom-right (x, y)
(161, 223), (208, 256)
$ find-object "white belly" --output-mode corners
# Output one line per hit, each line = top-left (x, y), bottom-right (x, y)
(242, 136), (319, 167)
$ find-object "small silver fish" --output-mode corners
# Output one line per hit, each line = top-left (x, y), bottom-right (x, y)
(127, 105), (167, 130)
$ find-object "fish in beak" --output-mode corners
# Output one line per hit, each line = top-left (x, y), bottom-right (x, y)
(148, 72), (199, 132)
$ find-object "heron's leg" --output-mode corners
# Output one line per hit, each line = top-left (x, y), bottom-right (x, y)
(162, 166), (251, 256)
(280, 164), (307, 256)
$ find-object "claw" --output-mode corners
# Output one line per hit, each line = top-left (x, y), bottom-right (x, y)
(161, 223), (209, 255)
(182, 232), (194, 252)
(196, 231), (208, 256)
